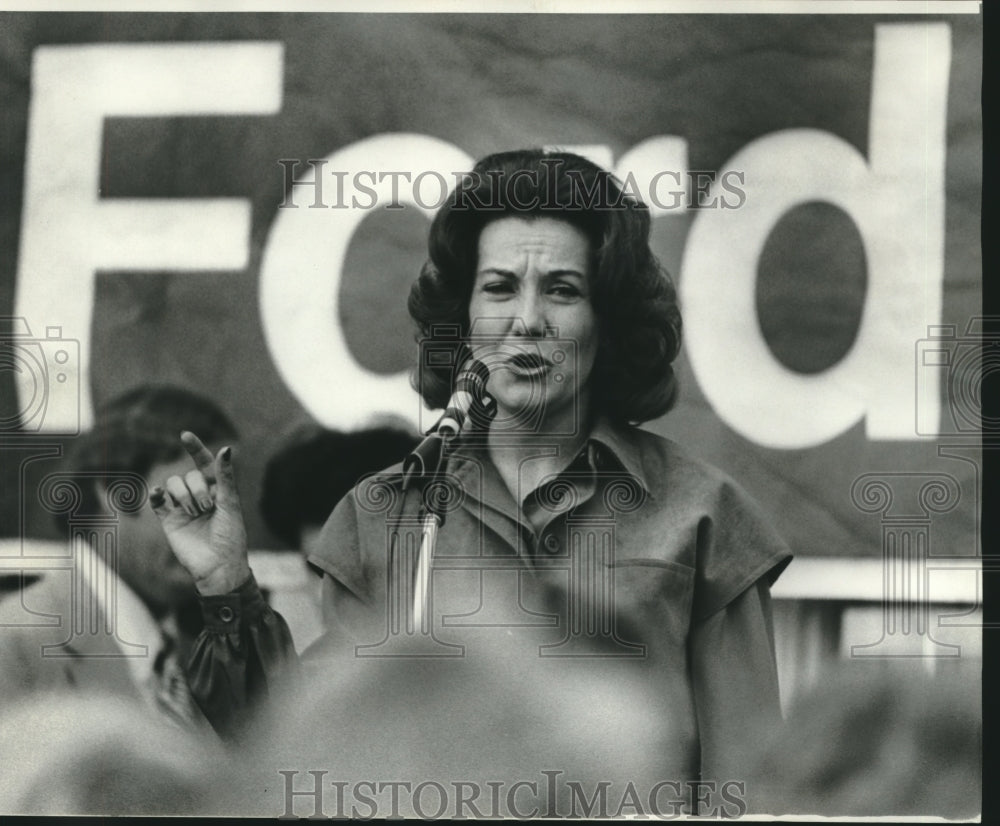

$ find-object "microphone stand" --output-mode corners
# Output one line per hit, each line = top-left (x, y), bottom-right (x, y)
(399, 430), (455, 633)
(397, 366), (494, 635)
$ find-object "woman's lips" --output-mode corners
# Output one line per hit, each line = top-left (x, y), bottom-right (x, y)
(506, 353), (550, 375)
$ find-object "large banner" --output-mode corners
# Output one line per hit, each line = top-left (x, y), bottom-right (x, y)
(0, 9), (982, 557)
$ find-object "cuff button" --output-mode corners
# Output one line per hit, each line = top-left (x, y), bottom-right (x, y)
(217, 605), (235, 623)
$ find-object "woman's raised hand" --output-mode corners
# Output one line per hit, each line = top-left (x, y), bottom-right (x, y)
(149, 431), (251, 596)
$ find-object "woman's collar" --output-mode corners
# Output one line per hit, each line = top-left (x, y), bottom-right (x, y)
(587, 416), (652, 493)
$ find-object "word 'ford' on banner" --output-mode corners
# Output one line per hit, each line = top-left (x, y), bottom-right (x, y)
(0, 10), (982, 557)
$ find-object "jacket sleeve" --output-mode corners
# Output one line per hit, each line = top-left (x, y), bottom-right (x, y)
(186, 572), (300, 740)
(688, 476), (793, 810)
(689, 577), (784, 787)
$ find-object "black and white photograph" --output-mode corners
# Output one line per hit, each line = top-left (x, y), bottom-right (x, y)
(0, 0), (985, 819)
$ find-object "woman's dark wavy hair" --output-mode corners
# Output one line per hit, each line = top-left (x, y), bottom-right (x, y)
(407, 148), (682, 426)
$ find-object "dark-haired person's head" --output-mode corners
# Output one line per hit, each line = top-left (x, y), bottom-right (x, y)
(260, 425), (420, 554)
(408, 149), (682, 429)
(56, 385), (238, 616)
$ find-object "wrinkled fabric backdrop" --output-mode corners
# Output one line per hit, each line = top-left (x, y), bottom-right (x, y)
(0, 12), (982, 556)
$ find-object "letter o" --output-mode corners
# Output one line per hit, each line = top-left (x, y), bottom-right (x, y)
(259, 133), (473, 429)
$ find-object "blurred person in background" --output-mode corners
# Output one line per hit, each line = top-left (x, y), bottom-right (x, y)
(257, 423), (420, 649)
(260, 423), (420, 561)
(0, 385), (242, 731)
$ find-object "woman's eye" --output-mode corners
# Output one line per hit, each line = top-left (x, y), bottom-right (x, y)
(549, 283), (581, 298)
(482, 281), (514, 295)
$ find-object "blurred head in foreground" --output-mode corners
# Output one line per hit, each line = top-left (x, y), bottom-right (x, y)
(748, 660), (980, 818)
(238, 623), (707, 819)
(0, 693), (227, 815)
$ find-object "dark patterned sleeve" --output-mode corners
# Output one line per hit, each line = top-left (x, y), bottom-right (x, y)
(186, 572), (300, 739)
(184, 489), (372, 738)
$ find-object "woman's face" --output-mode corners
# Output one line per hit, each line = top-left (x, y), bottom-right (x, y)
(467, 216), (599, 433)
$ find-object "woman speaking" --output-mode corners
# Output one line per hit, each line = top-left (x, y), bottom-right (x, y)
(150, 149), (792, 793)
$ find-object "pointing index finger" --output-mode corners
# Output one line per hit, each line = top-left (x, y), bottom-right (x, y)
(181, 431), (217, 483)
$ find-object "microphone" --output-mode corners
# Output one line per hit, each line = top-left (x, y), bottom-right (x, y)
(435, 357), (490, 438)
(402, 358), (490, 487)
(404, 359), (491, 627)
(402, 432), (444, 484)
